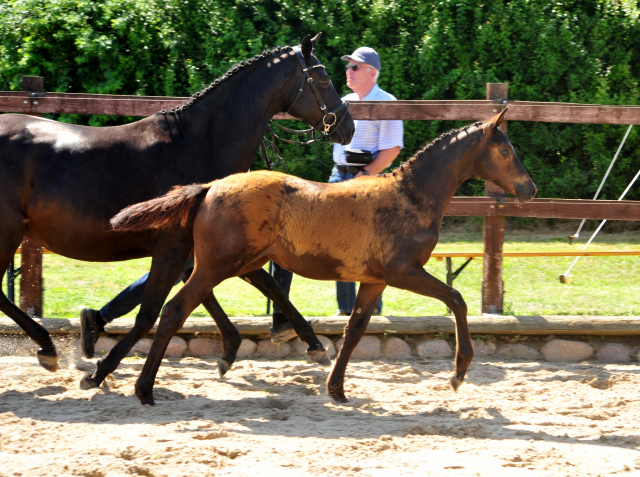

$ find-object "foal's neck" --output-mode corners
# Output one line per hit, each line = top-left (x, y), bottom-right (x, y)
(396, 125), (484, 214)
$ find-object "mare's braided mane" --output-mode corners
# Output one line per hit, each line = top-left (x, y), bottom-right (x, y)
(159, 45), (293, 115)
(383, 121), (484, 178)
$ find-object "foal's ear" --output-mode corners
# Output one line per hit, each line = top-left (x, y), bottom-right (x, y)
(301, 34), (316, 61)
(491, 107), (509, 131)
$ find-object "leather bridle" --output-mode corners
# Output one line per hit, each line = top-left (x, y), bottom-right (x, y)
(260, 46), (351, 171)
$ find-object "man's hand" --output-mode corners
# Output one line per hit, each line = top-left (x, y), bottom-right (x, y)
(355, 146), (401, 177)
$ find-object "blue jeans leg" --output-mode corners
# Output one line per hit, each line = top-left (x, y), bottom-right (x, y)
(271, 261), (293, 314)
(100, 257), (195, 323)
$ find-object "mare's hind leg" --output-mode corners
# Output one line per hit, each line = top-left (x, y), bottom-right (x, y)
(0, 223), (57, 371)
(241, 269), (330, 365)
(80, 233), (192, 390)
(178, 266), (242, 377)
(326, 282), (386, 403)
(135, 268), (226, 405)
(386, 266), (473, 391)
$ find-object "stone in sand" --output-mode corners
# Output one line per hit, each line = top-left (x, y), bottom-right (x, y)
(596, 343), (630, 363)
(335, 335), (381, 360)
(498, 344), (541, 360)
(416, 339), (452, 359)
(236, 339), (257, 359)
(188, 337), (223, 357)
(540, 339), (593, 362)
(257, 340), (291, 359)
(165, 336), (187, 358)
(383, 337), (412, 360)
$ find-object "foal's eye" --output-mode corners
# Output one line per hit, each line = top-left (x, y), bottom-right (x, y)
(501, 148), (511, 157)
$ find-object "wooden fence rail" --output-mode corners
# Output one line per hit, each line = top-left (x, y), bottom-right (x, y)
(2, 78), (639, 316)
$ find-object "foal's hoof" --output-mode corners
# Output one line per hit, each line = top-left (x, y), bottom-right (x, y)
(328, 391), (349, 404)
(79, 373), (100, 390)
(135, 389), (156, 406)
(306, 349), (331, 366)
(270, 317), (320, 344)
(218, 359), (232, 378)
(449, 374), (464, 392)
(37, 349), (59, 372)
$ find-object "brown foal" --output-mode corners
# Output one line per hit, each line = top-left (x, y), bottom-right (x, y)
(112, 108), (537, 405)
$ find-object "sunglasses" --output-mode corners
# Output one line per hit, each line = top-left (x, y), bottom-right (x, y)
(345, 64), (372, 72)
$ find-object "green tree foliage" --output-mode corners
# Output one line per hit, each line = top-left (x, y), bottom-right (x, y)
(1, 0), (639, 198)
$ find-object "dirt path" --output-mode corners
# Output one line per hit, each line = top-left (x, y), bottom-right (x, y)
(1, 348), (640, 476)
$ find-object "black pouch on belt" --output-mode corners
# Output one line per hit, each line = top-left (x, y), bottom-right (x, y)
(345, 149), (373, 165)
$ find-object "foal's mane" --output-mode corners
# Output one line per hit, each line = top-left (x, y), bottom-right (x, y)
(384, 120), (484, 178)
(158, 45), (295, 115)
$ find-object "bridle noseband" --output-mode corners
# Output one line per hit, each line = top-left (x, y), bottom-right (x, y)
(259, 46), (350, 171)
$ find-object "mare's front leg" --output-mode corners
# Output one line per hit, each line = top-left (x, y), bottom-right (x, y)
(386, 266), (474, 391)
(80, 232), (193, 390)
(135, 267), (226, 405)
(326, 282), (386, 403)
(240, 269), (330, 365)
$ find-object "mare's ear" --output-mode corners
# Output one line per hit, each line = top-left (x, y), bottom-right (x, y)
(311, 32), (322, 48)
(491, 107), (508, 131)
(301, 34), (315, 61)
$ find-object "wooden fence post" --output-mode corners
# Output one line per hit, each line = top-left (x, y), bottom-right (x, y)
(482, 83), (508, 314)
(19, 76), (44, 317)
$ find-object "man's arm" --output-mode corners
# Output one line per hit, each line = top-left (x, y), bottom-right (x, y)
(356, 146), (401, 177)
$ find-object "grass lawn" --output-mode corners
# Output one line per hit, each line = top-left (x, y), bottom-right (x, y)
(2, 226), (639, 318)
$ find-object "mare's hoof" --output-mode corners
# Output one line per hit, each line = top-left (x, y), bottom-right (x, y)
(135, 389), (156, 406)
(80, 308), (104, 358)
(449, 375), (464, 392)
(270, 317), (320, 344)
(218, 359), (232, 378)
(306, 349), (331, 366)
(79, 372), (100, 390)
(37, 349), (59, 372)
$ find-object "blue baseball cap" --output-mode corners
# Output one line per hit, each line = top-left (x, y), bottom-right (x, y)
(341, 47), (381, 71)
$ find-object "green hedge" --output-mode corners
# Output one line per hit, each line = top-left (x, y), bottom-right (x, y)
(1, 0), (639, 199)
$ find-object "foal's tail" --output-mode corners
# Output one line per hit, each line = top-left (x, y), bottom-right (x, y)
(111, 183), (212, 232)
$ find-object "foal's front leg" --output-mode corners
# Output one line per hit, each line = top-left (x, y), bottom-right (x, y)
(326, 282), (386, 403)
(386, 266), (474, 391)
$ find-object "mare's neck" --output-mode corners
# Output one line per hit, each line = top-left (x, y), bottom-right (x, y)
(171, 51), (298, 174)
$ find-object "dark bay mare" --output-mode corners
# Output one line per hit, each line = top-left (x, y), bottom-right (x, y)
(0, 34), (354, 381)
(111, 108), (537, 405)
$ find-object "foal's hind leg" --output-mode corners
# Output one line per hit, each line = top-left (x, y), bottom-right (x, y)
(386, 266), (474, 391)
(135, 268), (226, 405)
(241, 268), (330, 365)
(177, 265), (242, 378)
(326, 282), (386, 403)
(0, 223), (57, 371)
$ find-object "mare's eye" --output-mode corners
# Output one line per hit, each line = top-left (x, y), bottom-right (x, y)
(320, 79), (330, 87)
(501, 148), (511, 157)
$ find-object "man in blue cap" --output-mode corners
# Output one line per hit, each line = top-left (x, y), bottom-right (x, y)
(272, 46), (403, 320)
(330, 46), (404, 316)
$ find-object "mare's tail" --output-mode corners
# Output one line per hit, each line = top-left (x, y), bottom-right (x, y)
(111, 183), (212, 232)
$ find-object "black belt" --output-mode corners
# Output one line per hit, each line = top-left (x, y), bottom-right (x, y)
(336, 164), (365, 174)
